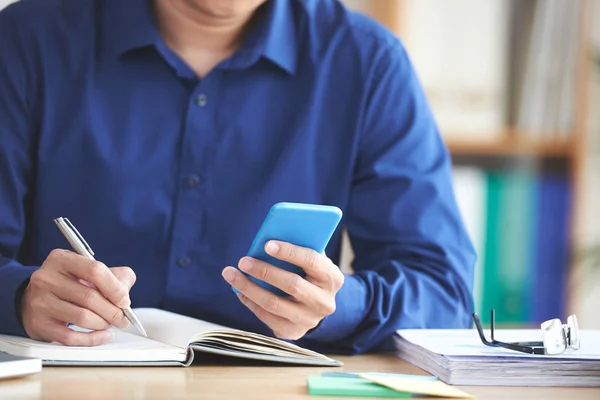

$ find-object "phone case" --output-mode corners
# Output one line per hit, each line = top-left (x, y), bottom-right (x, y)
(235, 202), (343, 297)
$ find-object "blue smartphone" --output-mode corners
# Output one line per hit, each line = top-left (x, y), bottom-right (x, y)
(235, 202), (343, 297)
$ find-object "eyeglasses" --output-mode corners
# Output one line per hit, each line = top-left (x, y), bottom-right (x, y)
(472, 309), (580, 355)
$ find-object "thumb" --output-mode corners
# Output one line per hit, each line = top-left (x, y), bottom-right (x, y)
(110, 266), (137, 291)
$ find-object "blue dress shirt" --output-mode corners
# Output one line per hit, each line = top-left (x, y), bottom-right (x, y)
(0, 0), (475, 354)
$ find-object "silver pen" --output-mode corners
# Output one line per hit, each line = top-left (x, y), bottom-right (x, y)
(53, 217), (147, 337)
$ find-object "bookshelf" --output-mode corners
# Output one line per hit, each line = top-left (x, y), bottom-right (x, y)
(343, 0), (595, 326)
(446, 133), (574, 158)
(347, 1), (592, 182)
(352, 0), (591, 157)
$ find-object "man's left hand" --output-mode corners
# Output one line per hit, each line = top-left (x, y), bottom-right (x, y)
(221, 240), (344, 340)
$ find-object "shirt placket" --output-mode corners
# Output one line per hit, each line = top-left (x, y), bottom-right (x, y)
(165, 76), (217, 301)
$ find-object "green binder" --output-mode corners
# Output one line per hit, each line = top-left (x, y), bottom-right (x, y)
(481, 169), (534, 325)
(497, 170), (534, 324)
(481, 172), (502, 324)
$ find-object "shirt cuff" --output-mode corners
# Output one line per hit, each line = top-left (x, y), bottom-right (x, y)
(301, 274), (368, 342)
(0, 263), (37, 337)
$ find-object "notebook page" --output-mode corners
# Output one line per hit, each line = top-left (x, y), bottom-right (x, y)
(195, 337), (321, 359)
(0, 329), (186, 363)
(132, 308), (332, 360)
(130, 308), (237, 349)
(196, 331), (331, 358)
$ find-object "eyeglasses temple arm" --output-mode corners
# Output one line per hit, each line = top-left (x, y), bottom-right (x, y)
(490, 309), (495, 341)
(497, 341), (545, 355)
(472, 312), (496, 346)
(473, 311), (546, 354)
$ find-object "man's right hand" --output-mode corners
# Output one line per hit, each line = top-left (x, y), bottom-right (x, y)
(21, 249), (136, 346)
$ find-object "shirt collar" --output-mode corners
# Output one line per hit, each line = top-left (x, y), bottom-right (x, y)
(102, 0), (159, 58)
(253, 0), (298, 75)
(103, 0), (298, 75)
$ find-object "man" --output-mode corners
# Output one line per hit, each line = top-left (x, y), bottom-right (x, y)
(0, 0), (475, 355)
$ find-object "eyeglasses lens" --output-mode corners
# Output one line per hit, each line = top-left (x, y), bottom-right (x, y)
(542, 319), (566, 355)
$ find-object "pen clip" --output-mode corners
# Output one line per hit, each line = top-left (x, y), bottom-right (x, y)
(53, 217), (95, 258)
(63, 217), (95, 257)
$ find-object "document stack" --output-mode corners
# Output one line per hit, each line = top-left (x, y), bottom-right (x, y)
(394, 329), (600, 387)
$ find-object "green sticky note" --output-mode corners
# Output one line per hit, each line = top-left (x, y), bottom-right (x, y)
(307, 376), (412, 398)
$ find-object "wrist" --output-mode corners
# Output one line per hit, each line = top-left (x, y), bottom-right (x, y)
(302, 275), (368, 343)
(15, 277), (31, 331)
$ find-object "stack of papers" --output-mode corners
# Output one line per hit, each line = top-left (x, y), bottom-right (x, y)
(394, 329), (600, 387)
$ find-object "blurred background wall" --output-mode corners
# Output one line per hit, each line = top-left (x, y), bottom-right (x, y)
(343, 0), (600, 328)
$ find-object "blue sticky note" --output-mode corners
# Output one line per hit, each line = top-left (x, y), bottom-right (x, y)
(322, 371), (438, 381)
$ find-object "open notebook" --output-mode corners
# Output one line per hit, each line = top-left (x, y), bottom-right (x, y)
(0, 308), (342, 367)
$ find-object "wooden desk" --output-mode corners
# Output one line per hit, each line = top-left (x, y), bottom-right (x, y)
(1, 353), (598, 400)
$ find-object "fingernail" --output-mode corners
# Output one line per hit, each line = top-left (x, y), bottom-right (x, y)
(239, 257), (253, 272)
(118, 296), (131, 308)
(105, 331), (115, 341)
(222, 267), (236, 282)
(266, 241), (279, 255)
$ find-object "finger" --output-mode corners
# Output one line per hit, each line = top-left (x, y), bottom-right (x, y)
(79, 267), (135, 301)
(45, 293), (111, 331)
(109, 266), (137, 290)
(237, 294), (305, 341)
(47, 249), (131, 308)
(53, 273), (130, 329)
(222, 266), (312, 324)
(238, 257), (335, 316)
(264, 241), (337, 284)
(78, 279), (95, 288)
(45, 322), (114, 346)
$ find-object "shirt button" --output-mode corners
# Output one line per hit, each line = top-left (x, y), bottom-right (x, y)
(195, 94), (207, 107)
(177, 256), (191, 268)
(187, 174), (201, 188)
